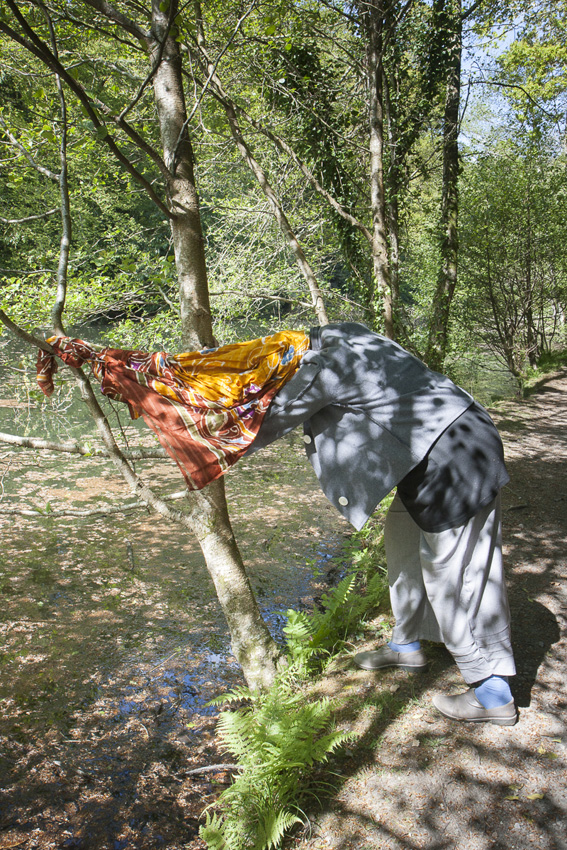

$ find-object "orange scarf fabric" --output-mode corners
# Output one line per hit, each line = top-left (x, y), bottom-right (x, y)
(37, 331), (309, 489)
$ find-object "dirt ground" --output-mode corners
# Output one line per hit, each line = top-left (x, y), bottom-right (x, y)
(288, 369), (567, 850)
(1, 369), (566, 850)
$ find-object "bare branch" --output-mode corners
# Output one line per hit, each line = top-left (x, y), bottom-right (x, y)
(0, 267), (53, 276)
(192, 5), (329, 325)
(0, 113), (59, 181)
(217, 97), (372, 243)
(0, 488), (189, 518)
(0, 309), (226, 539)
(118, 38), (168, 121)
(0, 5), (172, 218)
(0, 309), (56, 353)
(473, 77), (561, 121)
(42, 0), (144, 52)
(79, 0), (149, 42)
(0, 431), (167, 459)
(42, 2), (71, 337)
(172, 0), (258, 163)
(462, 0), (487, 22)
(0, 208), (59, 224)
(184, 764), (241, 775)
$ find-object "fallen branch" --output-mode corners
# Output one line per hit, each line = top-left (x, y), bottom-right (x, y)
(184, 764), (241, 776)
(0, 430), (167, 460)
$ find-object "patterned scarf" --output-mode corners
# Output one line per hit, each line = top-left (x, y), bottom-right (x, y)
(37, 331), (309, 489)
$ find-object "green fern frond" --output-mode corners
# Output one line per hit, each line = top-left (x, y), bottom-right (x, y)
(200, 521), (389, 850)
(253, 807), (302, 850)
(200, 812), (228, 850)
(207, 685), (254, 707)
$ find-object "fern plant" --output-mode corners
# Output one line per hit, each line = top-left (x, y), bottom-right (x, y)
(200, 517), (389, 850)
(200, 673), (353, 850)
(284, 524), (389, 671)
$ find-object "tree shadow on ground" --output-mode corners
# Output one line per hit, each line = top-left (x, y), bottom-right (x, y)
(291, 375), (567, 850)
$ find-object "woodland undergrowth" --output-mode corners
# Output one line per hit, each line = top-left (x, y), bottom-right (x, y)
(200, 509), (391, 850)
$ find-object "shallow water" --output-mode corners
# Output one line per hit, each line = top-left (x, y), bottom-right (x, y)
(0, 336), (356, 847)
(0, 340), (350, 777)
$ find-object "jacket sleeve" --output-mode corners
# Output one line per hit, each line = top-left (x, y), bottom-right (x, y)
(246, 352), (330, 453)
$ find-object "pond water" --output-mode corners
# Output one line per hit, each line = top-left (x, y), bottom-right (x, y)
(0, 331), (357, 847)
(0, 328), (518, 848)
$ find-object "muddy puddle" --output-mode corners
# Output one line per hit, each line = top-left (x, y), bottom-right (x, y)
(0, 341), (352, 849)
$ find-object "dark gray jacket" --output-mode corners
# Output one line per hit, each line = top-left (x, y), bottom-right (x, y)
(249, 323), (473, 529)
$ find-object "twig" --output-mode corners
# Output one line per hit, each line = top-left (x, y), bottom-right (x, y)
(0, 431), (167, 459)
(0, 208), (59, 224)
(184, 764), (241, 775)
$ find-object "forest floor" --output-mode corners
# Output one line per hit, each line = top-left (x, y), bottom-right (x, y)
(1, 369), (566, 850)
(288, 367), (567, 850)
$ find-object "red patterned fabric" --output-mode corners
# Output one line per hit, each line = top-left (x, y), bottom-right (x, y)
(37, 332), (309, 489)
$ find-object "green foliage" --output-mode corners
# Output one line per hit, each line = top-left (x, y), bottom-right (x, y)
(283, 518), (388, 671)
(200, 520), (388, 850)
(497, 0), (567, 137)
(200, 671), (352, 850)
(455, 138), (567, 378)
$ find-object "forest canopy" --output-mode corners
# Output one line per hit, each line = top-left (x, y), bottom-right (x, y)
(1, 0), (565, 389)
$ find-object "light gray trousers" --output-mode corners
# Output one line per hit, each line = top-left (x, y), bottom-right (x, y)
(384, 493), (516, 684)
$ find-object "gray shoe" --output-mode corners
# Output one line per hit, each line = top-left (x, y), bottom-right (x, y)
(353, 645), (428, 672)
(433, 689), (517, 726)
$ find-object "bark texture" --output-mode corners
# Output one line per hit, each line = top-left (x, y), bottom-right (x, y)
(363, 1), (394, 339)
(425, 0), (462, 370)
(144, 0), (281, 689)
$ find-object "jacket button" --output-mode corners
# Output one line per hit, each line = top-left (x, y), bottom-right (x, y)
(302, 434), (312, 444)
(338, 496), (349, 506)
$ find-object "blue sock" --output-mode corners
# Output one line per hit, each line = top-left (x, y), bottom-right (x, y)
(388, 640), (421, 653)
(474, 675), (513, 709)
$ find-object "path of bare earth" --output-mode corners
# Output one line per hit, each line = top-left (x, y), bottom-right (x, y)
(289, 369), (567, 850)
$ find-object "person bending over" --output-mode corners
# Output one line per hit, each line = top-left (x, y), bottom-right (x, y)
(246, 322), (516, 726)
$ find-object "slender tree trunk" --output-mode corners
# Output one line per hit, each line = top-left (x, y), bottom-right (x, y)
(383, 69), (401, 340)
(524, 182), (538, 367)
(148, 0), (280, 690)
(43, 9), (70, 338)
(364, 1), (394, 338)
(192, 2), (329, 326)
(425, 0), (461, 370)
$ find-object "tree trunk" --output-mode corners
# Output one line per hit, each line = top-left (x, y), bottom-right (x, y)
(364, 1), (394, 338)
(383, 68), (401, 341)
(191, 2), (329, 327)
(148, 0), (280, 690)
(425, 0), (462, 371)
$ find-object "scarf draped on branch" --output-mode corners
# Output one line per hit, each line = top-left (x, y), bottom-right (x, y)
(37, 331), (309, 489)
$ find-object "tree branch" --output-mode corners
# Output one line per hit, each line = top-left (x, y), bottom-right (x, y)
(0, 267), (53, 276)
(0, 431), (167, 460)
(0, 488), (189, 518)
(42, 2), (71, 337)
(214, 95), (372, 243)
(172, 0), (258, 164)
(0, 4), (172, 218)
(0, 208), (59, 224)
(462, 0), (487, 22)
(184, 764), (241, 775)
(79, 0), (149, 41)
(0, 113), (59, 181)
(473, 77), (561, 121)
(0, 309), (225, 540)
(192, 5), (329, 325)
